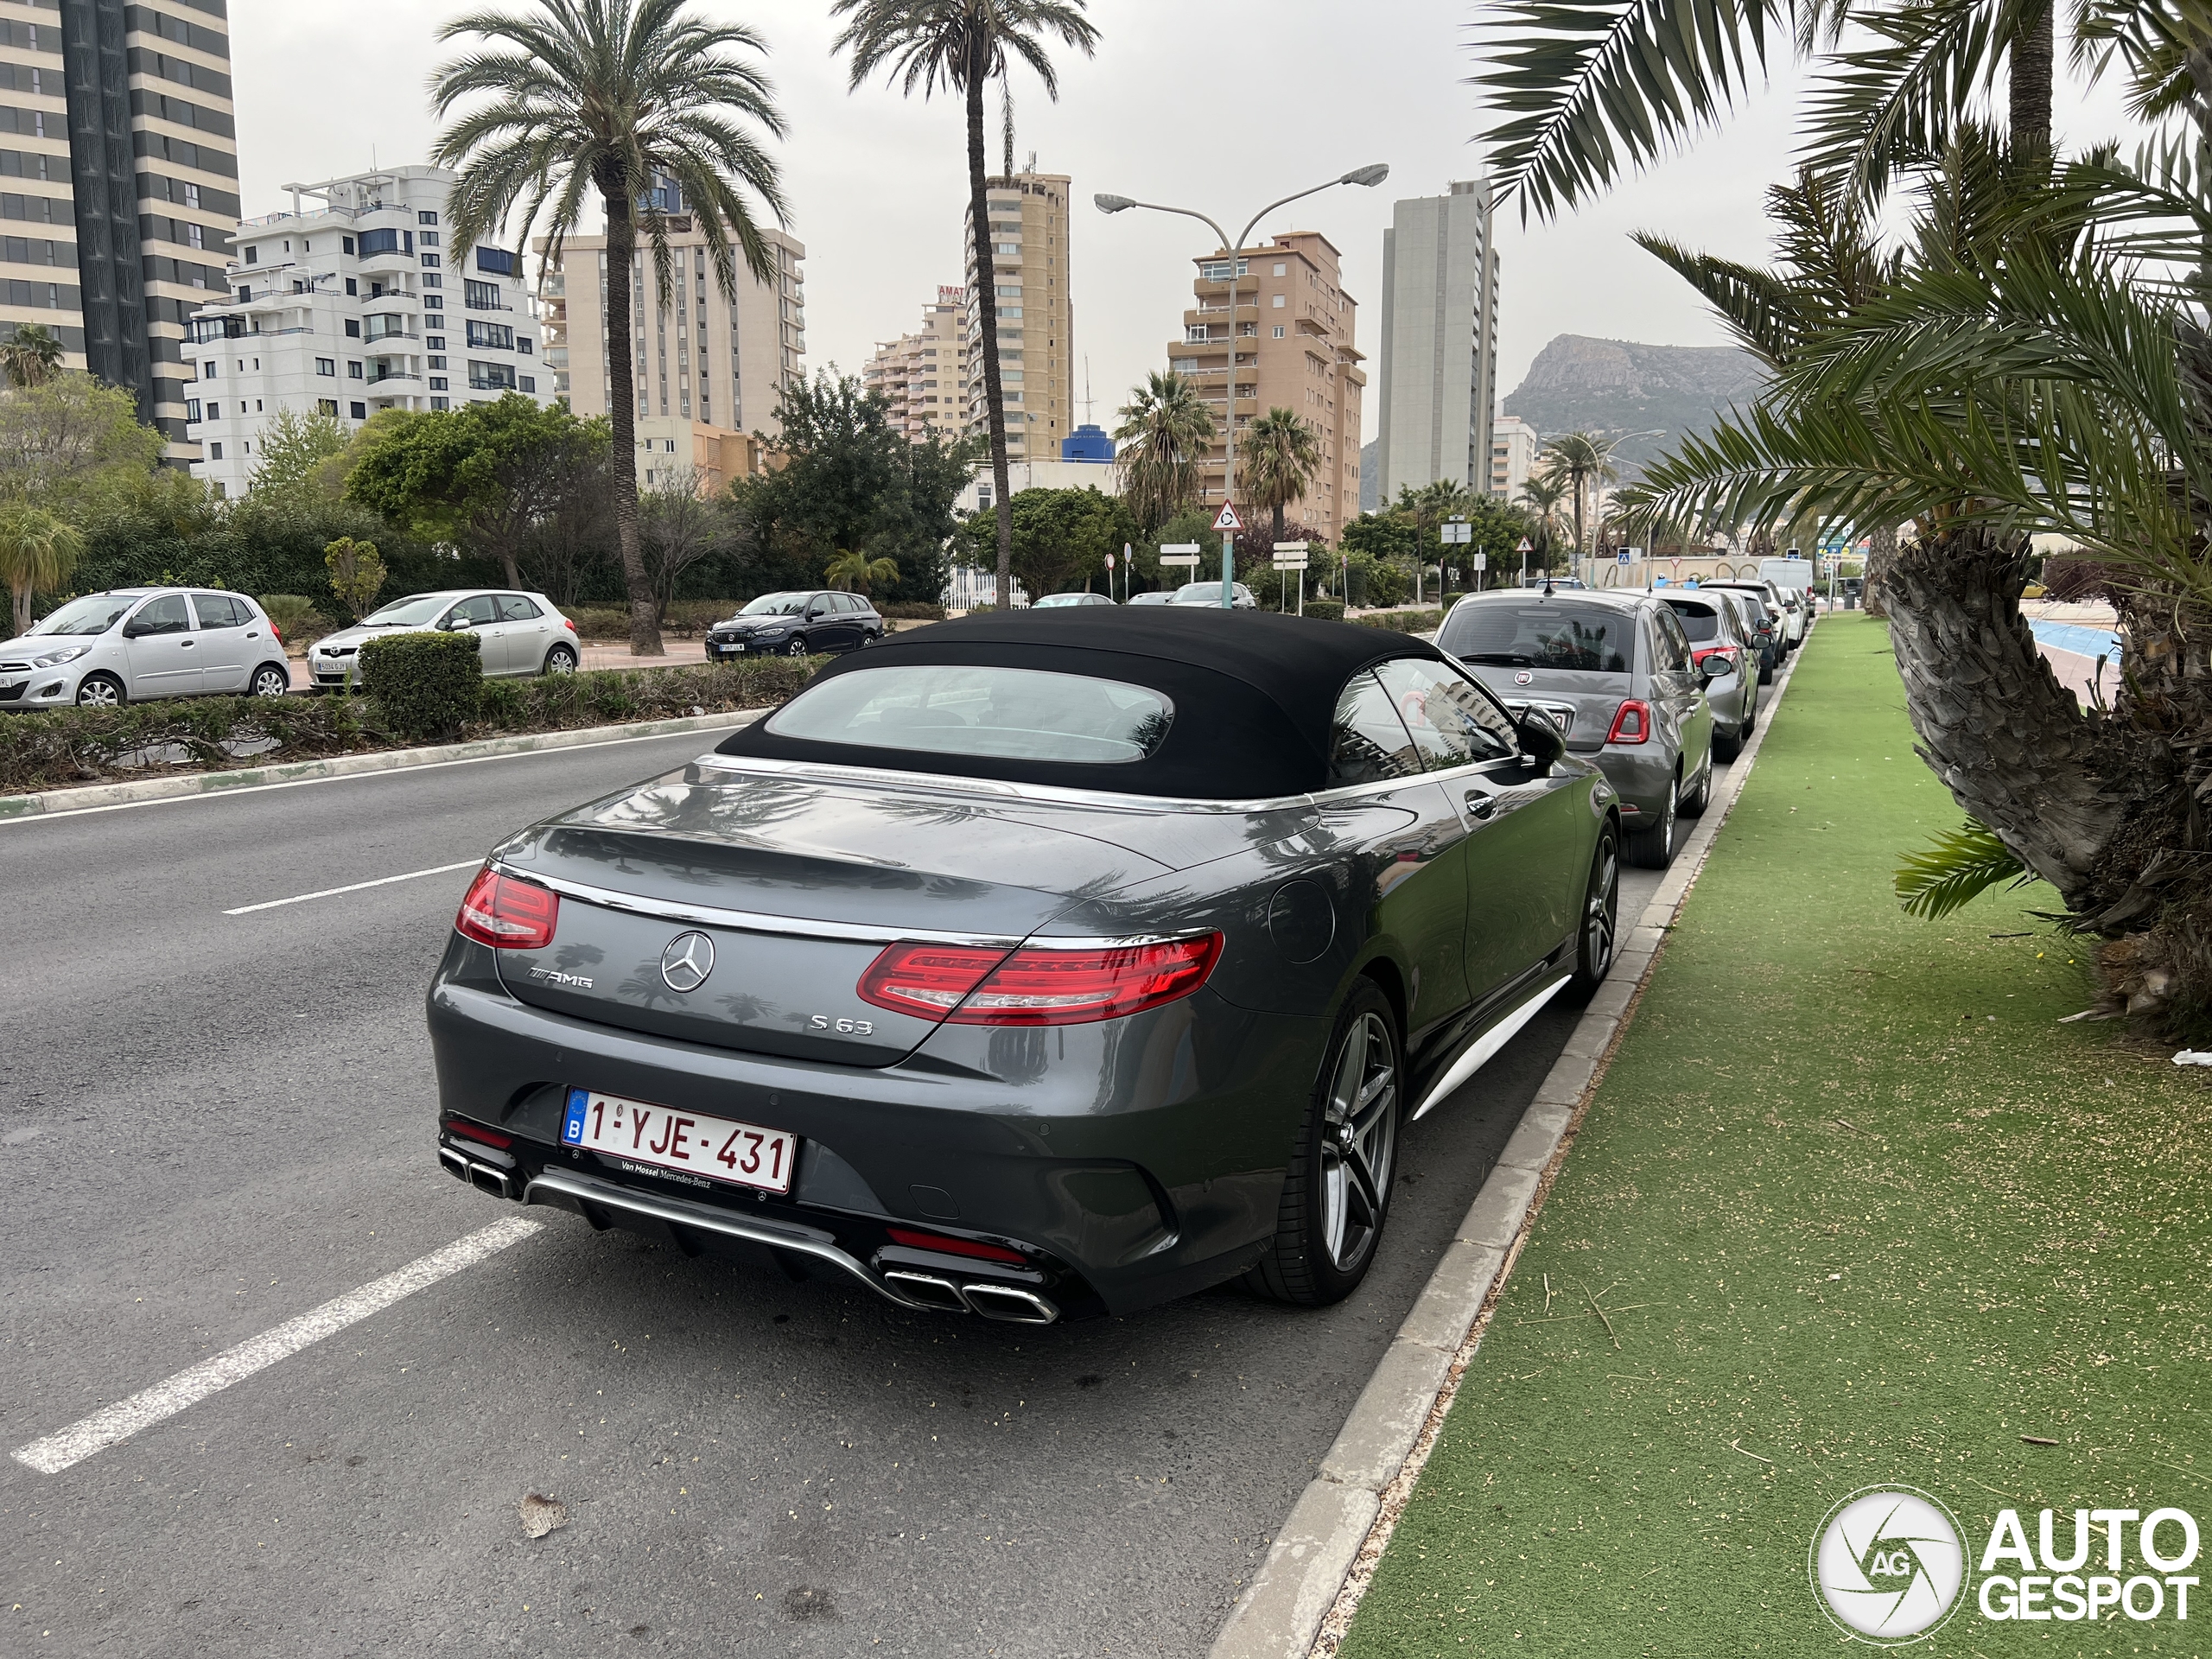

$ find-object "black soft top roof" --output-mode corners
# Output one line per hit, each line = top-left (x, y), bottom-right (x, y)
(713, 607), (1445, 799)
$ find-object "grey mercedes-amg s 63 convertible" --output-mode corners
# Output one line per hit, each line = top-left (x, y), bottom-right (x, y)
(429, 609), (1622, 1324)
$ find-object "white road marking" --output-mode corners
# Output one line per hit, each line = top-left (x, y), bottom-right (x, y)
(223, 859), (482, 915)
(11, 1216), (543, 1475)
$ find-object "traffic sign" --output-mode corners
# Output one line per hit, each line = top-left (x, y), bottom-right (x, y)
(1441, 518), (1472, 544)
(1516, 538), (1533, 553)
(1471, 553), (1486, 570)
(1212, 503), (1243, 532)
(1160, 542), (1202, 568)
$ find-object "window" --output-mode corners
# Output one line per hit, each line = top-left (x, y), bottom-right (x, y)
(423, 294), (443, 310)
(1198, 258), (1250, 281)
(358, 227), (402, 257)
(185, 182), (199, 209)
(130, 594), (192, 636)
(429, 376), (448, 391)
(497, 595), (543, 622)
(1185, 326), (1209, 344)
(346, 361), (363, 378)
(418, 210), (439, 226)
(208, 442), (221, 460)
(205, 402), (219, 419)
(1274, 262), (1287, 276)
(341, 235), (354, 254)
(315, 357), (334, 376)
(1436, 601), (1634, 675)
(192, 593), (247, 631)
(421, 273), (441, 289)
(421, 252), (441, 270)
(184, 397), (200, 422)
(430, 397), (449, 411)
(244, 245), (257, 264)
(1327, 671), (1421, 787)
(203, 360), (215, 378)
(518, 338), (532, 355)
(1272, 294), (1285, 308)
(518, 376), (536, 394)
(235, 286), (248, 303)
(318, 398), (338, 416)
(1372, 659), (1517, 769)
(1652, 605), (1693, 671)
(427, 334), (446, 351)
(348, 402), (365, 419)
(428, 355), (447, 370)
(766, 665), (1174, 766)
(186, 222), (201, 250)
(419, 231), (440, 248)
(1272, 325), (1286, 340)
(465, 320), (514, 350)
(464, 279), (500, 310)
(468, 359), (517, 391)
(445, 594), (499, 628)
(475, 246), (517, 276)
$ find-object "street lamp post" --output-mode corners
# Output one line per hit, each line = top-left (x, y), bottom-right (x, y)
(1096, 164), (1389, 607)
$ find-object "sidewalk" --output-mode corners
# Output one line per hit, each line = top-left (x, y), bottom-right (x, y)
(1331, 613), (2210, 1656)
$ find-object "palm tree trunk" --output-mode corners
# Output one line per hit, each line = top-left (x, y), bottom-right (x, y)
(1272, 500), (1284, 543)
(597, 172), (665, 656)
(2009, 0), (2054, 162)
(1860, 522), (1899, 619)
(967, 64), (1015, 610)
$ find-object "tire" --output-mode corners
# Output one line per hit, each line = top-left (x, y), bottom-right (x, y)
(1758, 649), (1775, 686)
(248, 663), (289, 698)
(1562, 823), (1620, 1005)
(75, 673), (124, 709)
(1626, 773), (1680, 868)
(1713, 720), (1744, 762)
(785, 638), (809, 658)
(543, 644), (578, 676)
(1678, 749), (1713, 817)
(1246, 982), (1403, 1306)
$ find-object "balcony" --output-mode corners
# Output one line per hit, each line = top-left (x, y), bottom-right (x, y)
(366, 367), (420, 387)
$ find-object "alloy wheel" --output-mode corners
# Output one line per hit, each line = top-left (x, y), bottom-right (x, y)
(76, 677), (121, 709)
(1586, 843), (1618, 979)
(251, 666), (288, 697)
(1658, 785), (1676, 857)
(547, 647), (577, 675)
(1319, 1011), (1397, 1272)
(785, 638), (808, 657)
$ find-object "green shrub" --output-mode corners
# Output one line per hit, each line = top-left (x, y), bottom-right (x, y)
(879, 600), (946, 620)
(360, 629), (483, 743)
(662, 599), (732, 638)
(1354, 608), (1445, 634)
(561, 607), (631, 641)
(1303, 600), (1347, 622)
(257, 594), (330, 647)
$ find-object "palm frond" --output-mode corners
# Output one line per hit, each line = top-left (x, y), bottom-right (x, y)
(1895, 818), (2037, 918)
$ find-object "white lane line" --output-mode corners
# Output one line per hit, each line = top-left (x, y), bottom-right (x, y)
(222, 859), (482, 916)
(12, 1216), (542, 1475)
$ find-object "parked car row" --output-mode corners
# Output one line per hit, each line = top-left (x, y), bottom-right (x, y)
(1, 588), (293, 709)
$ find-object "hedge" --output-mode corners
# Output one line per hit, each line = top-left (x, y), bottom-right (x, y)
(360, 629), (484, 743)
(1353, 608), (1445, 634)
(0, 658), (819, 797)
(1302, 600), (1347, 622)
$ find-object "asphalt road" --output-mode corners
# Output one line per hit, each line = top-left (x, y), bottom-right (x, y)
(0, 727), (1684, 1658)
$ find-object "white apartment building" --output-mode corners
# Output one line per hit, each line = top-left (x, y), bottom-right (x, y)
(186, 166), (549, 498)
(1489, 413), (1541, 501)
(963, 168), (1072, 462)
(1374, 180), (1502, 501)
(863, 285), (967, 442)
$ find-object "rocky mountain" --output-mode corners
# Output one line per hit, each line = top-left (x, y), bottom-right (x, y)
(1501, 334), (1764, 476)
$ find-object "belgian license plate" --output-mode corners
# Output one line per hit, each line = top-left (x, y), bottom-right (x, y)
(561, 1088), (795, 1194)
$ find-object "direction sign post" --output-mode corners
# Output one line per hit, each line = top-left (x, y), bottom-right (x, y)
(1159, 541), (1202, 574)
(1271, 541), (1309, 613)
(1211, 503), (1243, 609)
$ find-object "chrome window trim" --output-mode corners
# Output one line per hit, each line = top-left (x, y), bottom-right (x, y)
(692, 752), (1315, 817)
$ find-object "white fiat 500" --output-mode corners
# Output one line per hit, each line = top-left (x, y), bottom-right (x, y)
(0, 588), (292, 709)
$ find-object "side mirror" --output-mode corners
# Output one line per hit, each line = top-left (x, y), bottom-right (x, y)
(1700, 654), (1729, 680)
(122, 618), (149, 639)
(445, 616), (472, 630)
(1516, 711), (1567, 770)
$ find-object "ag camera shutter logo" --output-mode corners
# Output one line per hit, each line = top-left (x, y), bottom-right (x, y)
(1810, 1486), (1969, 1643)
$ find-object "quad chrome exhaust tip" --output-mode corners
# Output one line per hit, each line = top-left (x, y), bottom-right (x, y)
(440, 1145), (518, 1200)
(881, 1269), (1059, 1325)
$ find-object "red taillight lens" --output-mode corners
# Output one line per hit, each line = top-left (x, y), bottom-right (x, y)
(1605, 700), (1653, 745)
(858, 933), (1223, 1027)
(454, 867), (558, 949)
(563, 617), (577, 633)
(885, 1226), (1027, 1264)
(268, 620), (283, 645)
(1692, 646), (1738, 674)
(445, 1117), (512, 1149)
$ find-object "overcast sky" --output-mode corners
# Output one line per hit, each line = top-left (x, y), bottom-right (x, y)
(232, 1), (2134, 446)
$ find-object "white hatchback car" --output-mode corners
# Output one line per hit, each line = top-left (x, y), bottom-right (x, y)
(308, 588), (578, 690)
(1, 588), (292, 709)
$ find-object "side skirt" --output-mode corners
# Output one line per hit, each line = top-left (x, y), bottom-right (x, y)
(1408, 974), (1572, 1122)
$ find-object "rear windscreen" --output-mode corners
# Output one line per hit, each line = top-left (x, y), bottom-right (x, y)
(1664, 601), (1722, 643)
(1440, 602), (1633, 675)
(765, 664), (1174, 765)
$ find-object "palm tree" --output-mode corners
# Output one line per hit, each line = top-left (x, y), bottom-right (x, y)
(832, 0), (1099, 612)
(825, 548), (900, 593)
(1241, 407), (1321, 543)
(1112, 370), (1215, 535)
(0, 504), (81, 635)
(0, 323), (64, 390)
(1536, 431), (1619, 560)
(431, 0), (790, 658)
(1517, 474), (1572, 570)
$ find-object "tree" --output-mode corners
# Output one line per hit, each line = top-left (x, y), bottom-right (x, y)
(0, 505), (81, 635)
(0, 372), (164, 512)
(343, 396), (610, 588)
(324, 537), (388, 619)
(1113, 370), (1215, 534)
(0, 323), (64, 390)
(432, 0), (791, 656)
(958, 485), (1135, 600)
(248, 407), (351, 502)
(1518, 475), (1573, 570)
(1241, 407), (1322, 543)
(1536, 431), (1619, 560)
(639, 469), (721, 619)
(824, 547), (900, 593)
(833, 0), (1100, 611)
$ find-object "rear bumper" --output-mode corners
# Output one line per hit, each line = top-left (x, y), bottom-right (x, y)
(427, 972), (1325, 1318)
(1582, 746), (1678, 818)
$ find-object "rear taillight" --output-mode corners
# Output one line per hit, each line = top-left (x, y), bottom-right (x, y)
(445, 1117), (512, 1149)
(1692, 646), (1738, 674)
(454, 867), (558, 949)
(886, 1226), (1027, 1264)
(268, 620), (283, 645)
(1605, 700), (1653, 745)
(563, 617), (577, 633)
(858, 933), (1223, 1027)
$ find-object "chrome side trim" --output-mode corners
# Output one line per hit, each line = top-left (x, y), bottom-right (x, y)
(524, 1167), (934, 1312)
(1409, 975), (1572, 1122)
(493, 864), (1026, 950)
(693, 752), (1315, 816)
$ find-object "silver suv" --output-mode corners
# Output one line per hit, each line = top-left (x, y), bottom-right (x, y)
(308, 588), (578, 689)
(1, 588), (291, 709)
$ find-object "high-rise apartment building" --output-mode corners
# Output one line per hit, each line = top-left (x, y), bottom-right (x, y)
(1489, 412), (1540, 501)
(0, 1), (238, 454)
(862, 284), (965, 442)
(540, 196), (804, 438)
(1374, 180), (1501, 502)
(963, 167), (1071, 461)
(186, 166), (550, 499)
(1165, 232), (1365, 540)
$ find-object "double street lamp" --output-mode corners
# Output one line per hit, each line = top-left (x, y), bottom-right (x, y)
(1096, 164), (1390, 607)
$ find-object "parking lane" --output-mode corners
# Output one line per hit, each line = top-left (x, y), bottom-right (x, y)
(0, 726), (1700, 1656)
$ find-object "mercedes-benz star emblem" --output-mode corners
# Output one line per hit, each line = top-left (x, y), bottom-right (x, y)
(660, 931), (715, 993)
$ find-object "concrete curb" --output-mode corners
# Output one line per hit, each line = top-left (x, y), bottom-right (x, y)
(1210, 637), (1813, 1659)
(0, 709), (766, 823)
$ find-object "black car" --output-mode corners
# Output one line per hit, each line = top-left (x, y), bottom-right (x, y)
(429, 610), (1622, 1322)
(707, 590), (884, 659)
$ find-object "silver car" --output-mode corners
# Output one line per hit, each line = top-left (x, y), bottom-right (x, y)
(1437, 588), (1716, 868)
(1169, 582), (1258, 608)
(309, 589), (578, 690)
(1, 588), (291, 709)
(1661, 592), (1759, 759)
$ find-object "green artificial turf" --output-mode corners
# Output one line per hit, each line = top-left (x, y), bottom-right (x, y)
(1338, 613), (2212, 1657)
